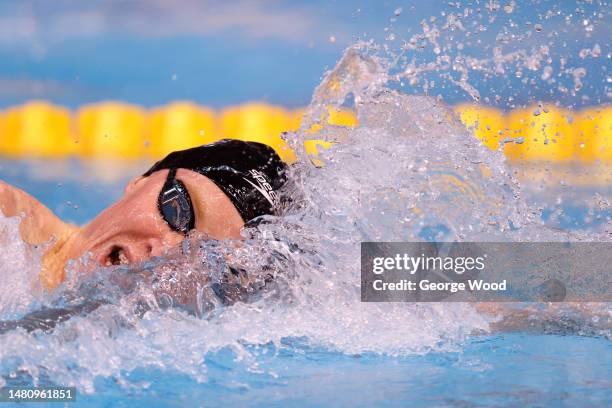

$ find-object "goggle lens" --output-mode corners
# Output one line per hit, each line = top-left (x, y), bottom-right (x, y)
(158, 169), (195, 234)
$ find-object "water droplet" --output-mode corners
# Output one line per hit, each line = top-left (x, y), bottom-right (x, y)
(487, 1), (500, 12)
(571, 67), (587, 91)
(534, 24), (542, 32)
(329, 36), (336, 43)
(394, 7), (402, 16)
(503, 2), (514, 13)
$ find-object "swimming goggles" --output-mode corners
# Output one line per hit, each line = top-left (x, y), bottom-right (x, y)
(158, 168), (195, 234)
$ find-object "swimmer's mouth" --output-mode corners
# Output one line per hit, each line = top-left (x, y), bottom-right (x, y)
(103, 245), (131, 266)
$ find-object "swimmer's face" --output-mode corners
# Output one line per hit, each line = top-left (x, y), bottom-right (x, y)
(72, 169), (244, 268)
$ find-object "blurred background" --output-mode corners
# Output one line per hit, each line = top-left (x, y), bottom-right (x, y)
(0, 0), (609, 224)
(0, 0), (608, 109)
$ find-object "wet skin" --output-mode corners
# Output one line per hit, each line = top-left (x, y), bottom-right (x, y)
(0, 169), (245, 290)
(0, 174), (603, 327)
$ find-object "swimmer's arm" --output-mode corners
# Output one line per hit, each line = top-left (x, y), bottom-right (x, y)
(474, 302), (609, 333)
(0, 180), (71, 244)
(474, 303), (535, 332)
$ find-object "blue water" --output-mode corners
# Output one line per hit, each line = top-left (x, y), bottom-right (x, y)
(2, 334), (610, 407)
(0, 159), (143, 224)
(86, 334), (611, 407)
(0, 159), (610, 407)
(1, 2), (610, 403)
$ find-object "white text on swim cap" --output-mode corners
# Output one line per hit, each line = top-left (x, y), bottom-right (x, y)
(244, 169), (279, 207)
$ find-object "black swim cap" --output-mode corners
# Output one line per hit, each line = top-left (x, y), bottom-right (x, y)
(143, 139), (288, 222)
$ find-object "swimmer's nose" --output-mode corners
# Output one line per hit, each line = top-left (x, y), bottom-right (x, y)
(102, 244), (132, 266)
(98, 234), (182, 267)
(146, 237), (171, 258)
(101, 240), (160, 266)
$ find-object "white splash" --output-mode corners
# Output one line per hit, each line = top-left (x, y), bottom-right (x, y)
(0, 39), (608, 393)
(0, 213), (44, 319)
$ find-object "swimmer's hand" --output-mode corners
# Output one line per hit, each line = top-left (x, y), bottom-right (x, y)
(0, 301), (104, 334)
(0, 180), (77, 289)
(0, 180), (74, 245)
(475, 302), (611, 336)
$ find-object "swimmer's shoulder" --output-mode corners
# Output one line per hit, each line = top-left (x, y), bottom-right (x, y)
(0, 180), (75, 245)
(0, 180), (79, 290)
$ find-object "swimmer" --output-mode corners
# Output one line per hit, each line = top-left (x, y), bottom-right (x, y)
(0, 139), (289, 291)
(0, 138), (604, 335)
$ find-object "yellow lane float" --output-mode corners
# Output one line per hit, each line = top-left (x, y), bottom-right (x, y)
(220, 103), (296, 163)
(77, 102), (147, 159)
(576, 106), (611, 162)
(0, 111), (4, 154)
(0, 101), (75, 157)
(454, 103), (506, 151)
(303, 105), (358, 135)
(504, 105), (576, 162)
(288, 109), (305, 133)
(149, 102), (217, 158)
(301, 106), (358, 166)
(0, 101), (609, 164)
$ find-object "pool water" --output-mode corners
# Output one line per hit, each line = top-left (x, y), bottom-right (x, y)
(82, 334), (611, 407)
(0, 139), (609, 408)
(0, 44), (610, 407)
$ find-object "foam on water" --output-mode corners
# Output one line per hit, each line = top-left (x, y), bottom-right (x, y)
(0, 39), (609, 392)
(0, 214), (44, 319)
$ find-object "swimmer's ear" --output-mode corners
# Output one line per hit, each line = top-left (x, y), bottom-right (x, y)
(125, 176), (146, 194)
